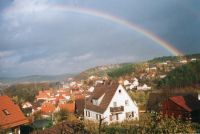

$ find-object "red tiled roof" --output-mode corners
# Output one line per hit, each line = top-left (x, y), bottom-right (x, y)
(58, 102), (75, 113)
(41, 102), (56, 114)
(0, 95), (29, 129)
(55, 95), (66, 102)
(36, 91), (50, 99)
(170, 95), (200, 112)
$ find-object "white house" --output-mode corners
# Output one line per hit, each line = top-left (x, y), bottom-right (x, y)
(180, 60), (188, 64)
(130, 78), (139, 90)
(88, 86), (95, 92)
(123, 80), (130, 86)
(84, 82), (139, 124)
(137, 84), (151, 91)
(191, 58), (197, 62)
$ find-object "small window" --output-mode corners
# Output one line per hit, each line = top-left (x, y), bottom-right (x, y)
(3, 109), (10, 116)
(113, 102), (117, 107)
(125, 100), (129, 106)
(119, 89), (121, 93)
(88, 111), (90, 117)
(85, 111), (87, 116)
(132, 112), (134, 117)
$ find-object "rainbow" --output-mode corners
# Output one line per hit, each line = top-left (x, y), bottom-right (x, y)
(7, 4), (183, 56)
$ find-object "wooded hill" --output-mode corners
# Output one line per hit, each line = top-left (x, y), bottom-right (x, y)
(157, 61), (200, 89)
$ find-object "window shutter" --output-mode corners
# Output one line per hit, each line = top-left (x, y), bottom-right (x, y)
(132, 112), (134, 117)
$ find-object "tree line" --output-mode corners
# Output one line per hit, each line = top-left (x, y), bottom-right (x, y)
(157, 61), (200, 89)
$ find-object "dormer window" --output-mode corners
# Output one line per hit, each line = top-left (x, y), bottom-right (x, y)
(3, 109), (10, 116)
(92, 99), (98, 105)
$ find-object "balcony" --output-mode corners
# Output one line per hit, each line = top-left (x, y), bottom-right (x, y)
(110, 106), (124, 113)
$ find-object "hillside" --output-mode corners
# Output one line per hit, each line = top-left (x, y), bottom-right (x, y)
(0, 74), (74, 85)
(74, 64), (124, 80)
(75, 53), (200, 84)
(157, 61), (200, 89)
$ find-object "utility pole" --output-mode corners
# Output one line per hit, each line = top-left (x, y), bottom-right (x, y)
(98, 117), (106, 134)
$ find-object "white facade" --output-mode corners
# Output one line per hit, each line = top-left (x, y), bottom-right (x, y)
(88, 87), (95, 92)
(84, 85), (139, 124)
(137, 84), (151, 91)
(123, 80), (130, 86)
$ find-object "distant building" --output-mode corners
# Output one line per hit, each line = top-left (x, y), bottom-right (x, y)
(180, 60), (188, 64)
(40, 102), (56, 116)
(56, 102), (75, 113)
(161, 95), (200, 123)
(190, 58), (197, 62)
(84, 82), (139, 124)
(0, 95), (29, 134)
(137, 84), (151, 91)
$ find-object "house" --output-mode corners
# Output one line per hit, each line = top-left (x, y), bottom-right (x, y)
(161, 95), (200, 122)
(35, 90), (55, 101)
(84, 82), (139, 124)
(88, 86), (95, 92)
(0, 95), (29, 134)
(56, 102), (75, 113)
(123, 80), (130, 86)
(130, 78), (139, 90)
(191, 58), (197, 62)
(180, 60), (188, 64)
(40, 102), (56, 116)
(22, 102), (33, 116)
(137, 84), (151, 91)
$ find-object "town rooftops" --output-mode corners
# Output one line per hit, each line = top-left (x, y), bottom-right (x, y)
(0, 95), (29, 129)
(85, 81), (119, 113)
(58, 102), (75, 113)
(169, 95), (200, 112)
(41, 102), (56, 114)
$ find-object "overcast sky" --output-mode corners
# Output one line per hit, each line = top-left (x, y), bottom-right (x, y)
(0, 0), (199, 77)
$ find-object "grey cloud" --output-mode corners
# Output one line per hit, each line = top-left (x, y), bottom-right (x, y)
(0, 0), (199, 77)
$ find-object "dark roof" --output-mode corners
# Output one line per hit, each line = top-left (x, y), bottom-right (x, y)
(85, 82), (119, 114)
(75, 98), (85, 116)
(169, 95), (200, 112)
(147, 92), (198, 112)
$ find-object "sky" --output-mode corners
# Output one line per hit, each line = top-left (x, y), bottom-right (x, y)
(0, 0), (200, 77)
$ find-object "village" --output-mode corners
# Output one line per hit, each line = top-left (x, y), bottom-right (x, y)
(0, 56), (200, 133)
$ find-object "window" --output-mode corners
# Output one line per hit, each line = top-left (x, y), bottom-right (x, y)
(3, 109), (10, 116)
(85, 111), (87, 116)
(88, 111), (90, 117)
(132, 112), (134, 117)
(113, 102), (117, 107)
(125, 100), (129, 106)
(119, 89), (121, 93)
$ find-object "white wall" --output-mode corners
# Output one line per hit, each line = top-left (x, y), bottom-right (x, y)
(103, 85), (139, 124)
(84, 109), (102, 122)
(84, 84), (139, 124)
